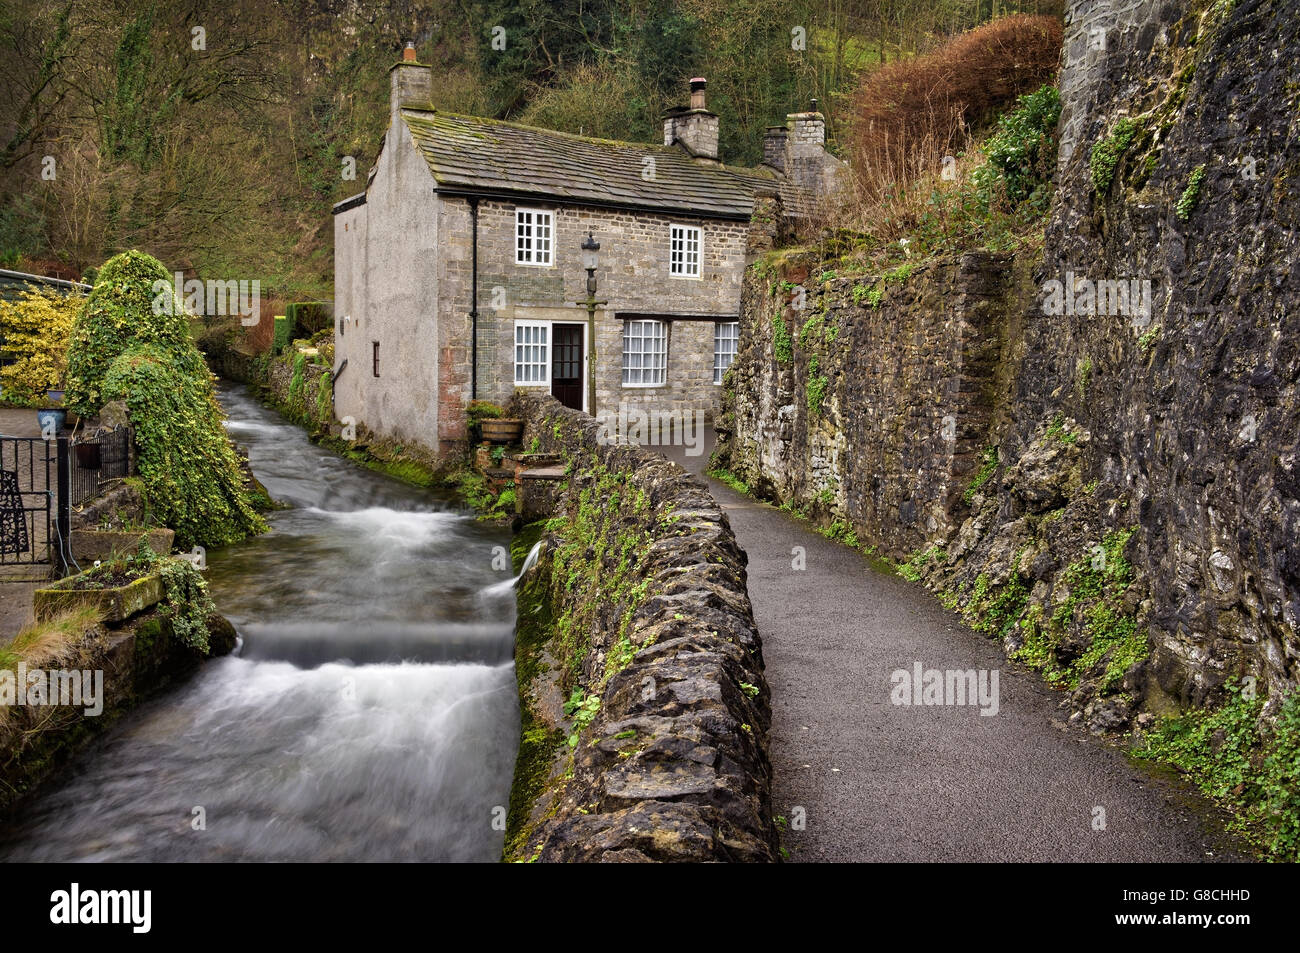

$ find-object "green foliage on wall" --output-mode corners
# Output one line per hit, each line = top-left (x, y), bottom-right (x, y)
(1089, 116), (1141, 193)
(1137, 687), (1300, 860)
(963, 446), (998, 502)
(806, 355), (828, 415)
(1176, 163), (1208, 220)
(102, 345), (266, 547)
(973, 84), (1062, 209)
(772, 311), (793, 363)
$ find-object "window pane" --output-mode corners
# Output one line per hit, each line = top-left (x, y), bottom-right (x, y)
(623, 319), (666, 386)
(515, 322), (549, 383)
(714, 322), (738, 383)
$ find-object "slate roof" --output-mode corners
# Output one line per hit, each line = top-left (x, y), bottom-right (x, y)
(400, 108), (788, 220)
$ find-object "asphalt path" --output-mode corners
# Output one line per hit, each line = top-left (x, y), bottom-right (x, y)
(663, 437), (1248, 863)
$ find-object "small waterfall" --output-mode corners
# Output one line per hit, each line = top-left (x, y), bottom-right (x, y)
(519, 540), (542, 577)
(480, 541), (543, 600)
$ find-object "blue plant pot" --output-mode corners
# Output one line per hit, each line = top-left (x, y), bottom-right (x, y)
(46, 389), (65, 403)
(36, 409), (66, 434)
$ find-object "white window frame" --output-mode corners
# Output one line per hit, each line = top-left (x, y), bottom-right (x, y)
(622, 319), (667, 388)
(713, 321), (738, 385)
(515, 208), (554, 266)
(670, 224), (702, 278)
(514, 321), (550, 386)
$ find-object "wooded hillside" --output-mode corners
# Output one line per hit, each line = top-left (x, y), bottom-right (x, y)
(0, 0), (1063, 297)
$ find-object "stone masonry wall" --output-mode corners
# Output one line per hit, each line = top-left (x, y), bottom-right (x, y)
(455, 197), (748, 424)
(721, 251), (1026, 558)
(988, 0), (1300, 712)
(504, 391), (777, 862)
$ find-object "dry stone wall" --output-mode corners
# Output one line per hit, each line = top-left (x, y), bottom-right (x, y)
(505, 392), (777, 862)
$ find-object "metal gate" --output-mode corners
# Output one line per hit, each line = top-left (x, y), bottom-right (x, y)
(0, 435), (68, 571)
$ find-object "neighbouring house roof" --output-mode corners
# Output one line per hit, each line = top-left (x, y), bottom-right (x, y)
(0, 268), (90, 300)
(398, 108), (798, 220)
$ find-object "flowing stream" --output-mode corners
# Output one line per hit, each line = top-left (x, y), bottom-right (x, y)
(0, 384), (520, 862)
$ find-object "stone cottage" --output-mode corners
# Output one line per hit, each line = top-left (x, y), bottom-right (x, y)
(332, 46), (845, 455)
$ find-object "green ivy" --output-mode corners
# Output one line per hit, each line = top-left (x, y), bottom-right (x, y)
(1090, 116), (1142, 194)
(772, 311), (793, 364)
(102, 346), (266, 547)
(1176, 163), (1208, 221)
(1136, 688), (1300, 860)
(65, 252), (265, 548)
(65, 251), (207, 417)
(963, 446), (998, 502)
(973, 85), (1062, 208)
(806, 355), (829, 416)
(900, 545), (946, 582)
(94, 540), (218, 654)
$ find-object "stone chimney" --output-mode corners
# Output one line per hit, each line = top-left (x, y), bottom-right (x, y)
(762, 126), (788, 172)
(662, 77), (720, 163)
(788, 99), (826, 150)
(390, 41), (432, 125)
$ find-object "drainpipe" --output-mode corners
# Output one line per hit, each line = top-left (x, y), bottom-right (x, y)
(469, 197), (479, 400)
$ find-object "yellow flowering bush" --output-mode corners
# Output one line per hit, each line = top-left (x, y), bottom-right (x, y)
(0, 287), (82, 405)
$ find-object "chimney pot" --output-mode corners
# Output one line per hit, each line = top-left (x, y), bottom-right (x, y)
(690, 77), (707, 111)
(403, 41), (417, 62)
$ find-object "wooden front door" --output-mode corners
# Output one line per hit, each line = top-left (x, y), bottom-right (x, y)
(551, 323), (584, 411)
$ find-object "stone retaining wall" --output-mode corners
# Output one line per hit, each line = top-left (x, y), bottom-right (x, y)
(0, 602), (236, 819)
(504, 391), (777, 862)
(713, 0), (1300, 728)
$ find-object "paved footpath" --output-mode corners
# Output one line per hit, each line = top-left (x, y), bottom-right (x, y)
(663, 439), (1247, 862)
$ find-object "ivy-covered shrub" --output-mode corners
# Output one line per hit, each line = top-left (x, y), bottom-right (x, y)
(66, 250), (265, 548)
(0, 287), (82, 405)
(65, 251), (207, 415)
(102, 345), (264, 547)
(972, 84), (1062, 211)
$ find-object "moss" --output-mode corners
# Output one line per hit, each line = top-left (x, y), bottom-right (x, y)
(503, 559), (565, 861)
(708, 467), (751, 496)
(1075, 356), (1092, 400)
(963, 446), (999, 502)
(504, 454), (671, 856)
(132, 616), (164, 658)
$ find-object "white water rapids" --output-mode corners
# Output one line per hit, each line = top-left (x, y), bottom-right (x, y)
(0, 384), (520, 861)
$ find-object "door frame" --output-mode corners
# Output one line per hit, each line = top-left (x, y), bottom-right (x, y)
(549, 321), (588, 415)
(512, 315), (589, 415)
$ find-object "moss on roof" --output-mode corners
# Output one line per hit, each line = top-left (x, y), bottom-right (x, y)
(401, 108), (785, 219)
